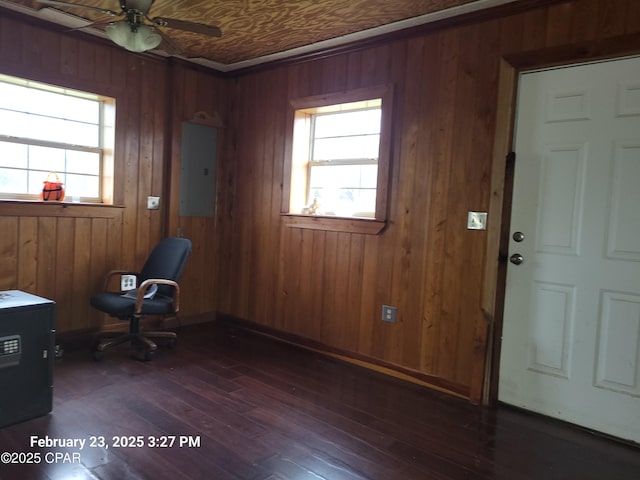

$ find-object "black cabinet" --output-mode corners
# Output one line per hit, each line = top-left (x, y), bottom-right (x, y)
(0, 290), (55, 428)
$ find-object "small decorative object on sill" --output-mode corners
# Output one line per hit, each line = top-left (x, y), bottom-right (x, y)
(308, 198), (320, 215)
(40, 172), (65, 201)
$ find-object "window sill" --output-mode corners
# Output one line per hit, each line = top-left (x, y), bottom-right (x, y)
(282, 213), (386, 234)
(0, 199), (124, 219)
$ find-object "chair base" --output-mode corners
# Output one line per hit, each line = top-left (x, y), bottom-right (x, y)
(93, 330), (176, 362)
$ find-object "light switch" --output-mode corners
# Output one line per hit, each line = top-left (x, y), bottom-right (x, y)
(467, 211), (487, 230)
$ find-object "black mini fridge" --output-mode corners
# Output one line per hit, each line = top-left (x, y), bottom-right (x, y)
(0, 290), (55, 428)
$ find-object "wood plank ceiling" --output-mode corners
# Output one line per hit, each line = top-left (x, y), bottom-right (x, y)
(3, 0), (518, 70)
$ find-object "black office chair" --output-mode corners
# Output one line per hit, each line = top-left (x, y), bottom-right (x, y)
(90, 237), (192, 361)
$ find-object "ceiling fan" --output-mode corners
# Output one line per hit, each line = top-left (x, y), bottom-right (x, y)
(36, 0), (222, 53)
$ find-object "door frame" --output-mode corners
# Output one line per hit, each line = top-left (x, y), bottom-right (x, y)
(482, 34), (640, 406)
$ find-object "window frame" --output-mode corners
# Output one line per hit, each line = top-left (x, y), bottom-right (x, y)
(0, 74), (115, 204)
(282, 85), (394, 234)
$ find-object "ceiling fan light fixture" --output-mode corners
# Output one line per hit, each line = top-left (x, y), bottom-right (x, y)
(105, 22), (161, 52)
(105, 22), (129, 47)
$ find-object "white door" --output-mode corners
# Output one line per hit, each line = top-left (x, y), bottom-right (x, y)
(499, 56), (640, 443)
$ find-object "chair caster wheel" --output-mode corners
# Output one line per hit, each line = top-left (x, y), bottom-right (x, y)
(93, 350), (104, 361)
(133, 349), (155, 361)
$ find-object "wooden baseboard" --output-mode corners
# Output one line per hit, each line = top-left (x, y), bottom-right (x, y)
(217, 314), (471, 400)
(55, 312), (217, 352)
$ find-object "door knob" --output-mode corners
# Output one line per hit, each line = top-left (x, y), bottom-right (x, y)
(509, 253), (524, 265)
(513, 231), (525, 242)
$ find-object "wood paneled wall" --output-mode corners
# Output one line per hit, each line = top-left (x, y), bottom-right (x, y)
(0, 204), (123, 331)
(0, 12), (223, 331)
(167, 62), (228, 318)
(216, 0), (640, 401)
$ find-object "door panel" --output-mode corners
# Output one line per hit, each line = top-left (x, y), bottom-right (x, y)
(499, 57), (640, 443)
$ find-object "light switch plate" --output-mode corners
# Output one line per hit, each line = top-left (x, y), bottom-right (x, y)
(467, 211), (487, 230)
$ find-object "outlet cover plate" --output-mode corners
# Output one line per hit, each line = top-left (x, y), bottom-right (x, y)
(121, 274), (136, 291)
(382, 305), (397, 323)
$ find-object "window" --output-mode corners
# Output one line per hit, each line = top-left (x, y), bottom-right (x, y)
(307, 101), (380, 217)
(0, 74), (115, 203)
(283, 85), (393, 234)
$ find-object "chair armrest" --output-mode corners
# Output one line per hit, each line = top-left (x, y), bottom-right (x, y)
(134, 279), (181, 314)
(103, 270), (139, 291)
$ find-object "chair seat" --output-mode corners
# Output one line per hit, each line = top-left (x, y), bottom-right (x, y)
(90, 292), (174, 318)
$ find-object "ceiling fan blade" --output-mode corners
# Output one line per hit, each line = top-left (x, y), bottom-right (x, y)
(151, 17), (222, 37)
(122, 0), (154, 15)
(36, 0), (120, 16)
(66, 19), (121, 32)
(154, 29), (184, 57)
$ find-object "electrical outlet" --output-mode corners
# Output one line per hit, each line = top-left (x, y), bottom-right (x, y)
(382, 305), (397, 323)
(147, 196), (160, 210)
(121, 274), (136, 291)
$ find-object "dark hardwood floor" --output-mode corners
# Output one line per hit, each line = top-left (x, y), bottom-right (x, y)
(0, 321), (638, 480)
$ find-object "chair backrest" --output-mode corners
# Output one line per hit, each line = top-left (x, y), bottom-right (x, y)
(138, 237), (192, 296)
